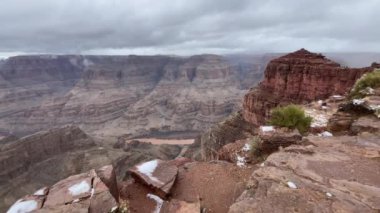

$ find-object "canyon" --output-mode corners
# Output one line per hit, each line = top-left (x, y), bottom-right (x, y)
(2, 50), (380, 212)
(0, 54), (273, 140)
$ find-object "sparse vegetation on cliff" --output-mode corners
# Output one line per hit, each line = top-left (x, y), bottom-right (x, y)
(350, 69), (380, 99)
(269, 105), (312, 134)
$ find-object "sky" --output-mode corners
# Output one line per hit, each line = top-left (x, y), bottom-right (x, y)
(0, 0), (379, 57)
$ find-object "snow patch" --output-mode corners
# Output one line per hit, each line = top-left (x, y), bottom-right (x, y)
(260, 126), (274, 132)
(318, 131), (333, 137)
(137, 160), (162, 184)
(242, 143), (251, 152)
(236, 155), (246, 167)
(353, 99), (365, 105)
(68, 180), (91, 196)
(147, 194), (163, 213)
(287, 181), (297, 189)
(7, 199), (38, 213)
(33, 187), (47, 196)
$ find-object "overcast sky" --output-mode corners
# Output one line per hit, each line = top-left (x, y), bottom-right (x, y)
(0, 0), (379, 57)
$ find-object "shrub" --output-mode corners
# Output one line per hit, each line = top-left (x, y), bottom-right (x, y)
(350, 69), (380, 99)
(269, 104), (312, 134)
(249, 136), (262, 158)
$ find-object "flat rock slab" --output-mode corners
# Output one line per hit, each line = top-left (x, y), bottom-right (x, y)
(8, 165), (119, 213)
(129, 159), (178, 197)
(229, 134), (380, 213)
(162, 199), (200, 213)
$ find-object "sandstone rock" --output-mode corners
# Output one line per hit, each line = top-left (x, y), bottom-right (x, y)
(351, 116), (380, 134)
(8, 165), (119, 213)
(129, 159), (178, 197)
(229, 133), (380, 212)
(192, 112), (255, 161)
(243, 49), (374, 126)
(257, 128), (302, 154)
(217, 140), (251, 164)
(162, 199), (201, 213)
(327, 112), (354, 133)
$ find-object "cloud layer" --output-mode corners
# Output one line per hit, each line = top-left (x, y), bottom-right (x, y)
(0, 0), (379, 55)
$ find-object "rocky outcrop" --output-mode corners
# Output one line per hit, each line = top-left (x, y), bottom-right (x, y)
(229, 132), (380, 212)
(0, 54), (271, 138)
(243, 49), (376, 125)
(129, 159), (178, 197)
(0, 126), (125, 212)
(121, 160), (253, 213)
(256, 127), (302, 155)
(185, 112), (255, 161)
(7, 165), (119, 213)
(0, 126), (185, 212)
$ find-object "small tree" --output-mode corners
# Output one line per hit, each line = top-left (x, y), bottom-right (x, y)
(269, 104), (312, 134)
(350, 69), (380, 99)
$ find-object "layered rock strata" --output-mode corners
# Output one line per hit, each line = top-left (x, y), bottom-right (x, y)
(0, 54), (271, 138)
(243, 49), (378, 125)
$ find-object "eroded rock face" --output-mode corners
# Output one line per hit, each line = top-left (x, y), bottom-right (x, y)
(0, 54), (271, 139)
(243, 49), (375, 125)
(7, 165), (119, 213)
(229, 133), (380, 213)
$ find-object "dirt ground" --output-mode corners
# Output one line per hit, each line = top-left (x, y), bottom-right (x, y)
(120, 161), (255, 213)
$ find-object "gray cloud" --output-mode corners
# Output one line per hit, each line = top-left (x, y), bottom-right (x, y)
(0, 0), (379, 56)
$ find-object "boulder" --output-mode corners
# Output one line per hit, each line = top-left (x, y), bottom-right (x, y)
(327, 112), (354, 133)
(351, 116), (380, 134)
(7, 165), (119, 213)
(129, 159), (178, 197)
(217, 140), (252, 165)
(257, 127), (302, 154)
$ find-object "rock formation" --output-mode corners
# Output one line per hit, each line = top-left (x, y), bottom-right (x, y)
(0, 126), (183, 212)
(7, 165), (119, 213)
(188, 49), (378, 161)
(243, 49), (376, 125)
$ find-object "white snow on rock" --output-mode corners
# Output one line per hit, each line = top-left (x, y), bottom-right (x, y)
(137, 160), (161, 183)
(305, 109), (328, 128)
(147, 193), (163, 213)
(260, 126), (274, 132)
(7, 199), (38, 213)
(68, 180), (91, 196)
(287, 181), (297, 189)
(236, 155), (246, 167)
(242, 143), (251, 152)
(33, 187), (47, 196)
(318, 131), (333, 137)
(353, 99), (365, 105)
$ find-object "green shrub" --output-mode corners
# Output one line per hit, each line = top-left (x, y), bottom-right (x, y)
(350, 69), (380, 99)
(249, 136), (262, 158)
(269, 104), (312, 134)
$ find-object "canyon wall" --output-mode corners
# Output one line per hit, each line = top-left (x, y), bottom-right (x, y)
(0, 54), (272, 138)
(242, 49), (378, 125)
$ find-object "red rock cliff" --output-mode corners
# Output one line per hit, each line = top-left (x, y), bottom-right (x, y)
(243, 49), (376, 125)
